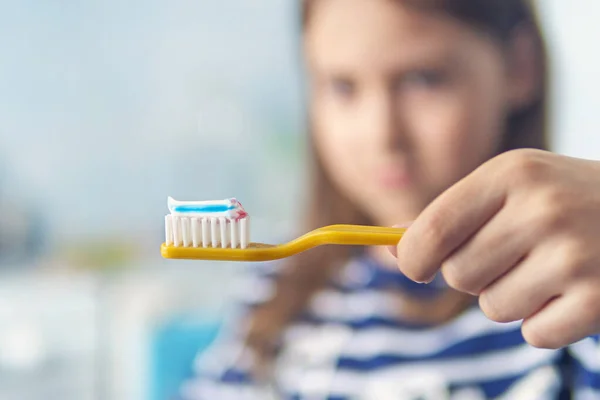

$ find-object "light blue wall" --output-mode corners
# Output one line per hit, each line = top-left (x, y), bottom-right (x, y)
(0, 0), (306, 249)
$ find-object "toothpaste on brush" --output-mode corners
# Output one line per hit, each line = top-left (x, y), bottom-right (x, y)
(165, 197), (250, 249)
(167, 197), (248, 221)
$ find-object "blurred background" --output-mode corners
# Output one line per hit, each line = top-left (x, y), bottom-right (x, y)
(0, 0), (597, 399)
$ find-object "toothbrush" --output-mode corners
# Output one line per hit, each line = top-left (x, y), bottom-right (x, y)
(161, 197), (405, 262)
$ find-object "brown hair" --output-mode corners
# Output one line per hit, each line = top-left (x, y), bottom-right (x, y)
(246, 0), (549, 369)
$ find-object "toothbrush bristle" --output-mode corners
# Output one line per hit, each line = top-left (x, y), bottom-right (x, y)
(240, 217), (249, 249)
(165, 215), (250, 249)
(210, 218), (218, 248)
(219, 217), (228, 248)
(230, 219), (238, 249)
(165, 215), (173, 246)
(191, 218), (200, 248)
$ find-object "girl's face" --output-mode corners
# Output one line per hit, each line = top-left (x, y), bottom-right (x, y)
(306, 0), (532, 226)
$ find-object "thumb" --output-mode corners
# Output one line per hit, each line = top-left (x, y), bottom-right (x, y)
(387, 222), (413, 258)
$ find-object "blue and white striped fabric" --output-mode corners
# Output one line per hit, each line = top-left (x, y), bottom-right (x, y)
(179, 256), (600, 400)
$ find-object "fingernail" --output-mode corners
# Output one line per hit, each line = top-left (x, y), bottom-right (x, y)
(412, 274), (435, 284)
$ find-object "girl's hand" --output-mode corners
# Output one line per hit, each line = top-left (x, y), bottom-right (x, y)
(394, 149), (600, 349)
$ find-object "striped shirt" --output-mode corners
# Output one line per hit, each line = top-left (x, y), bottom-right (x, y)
(180, 255), (600, 400)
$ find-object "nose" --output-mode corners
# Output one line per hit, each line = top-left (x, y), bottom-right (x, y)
(360, 88), (407, 153)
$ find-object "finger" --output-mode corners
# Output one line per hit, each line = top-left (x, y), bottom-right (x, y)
(521, 285), (600, 349)
(440, 202), (534, 295)
(397, 164), (507, 283)
(387, 222), (413, 257)
(478, 246), (565, 323)
(387, 246), (398, 258)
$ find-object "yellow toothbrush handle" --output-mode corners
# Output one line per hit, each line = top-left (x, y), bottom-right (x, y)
(296, 225), (406, 247)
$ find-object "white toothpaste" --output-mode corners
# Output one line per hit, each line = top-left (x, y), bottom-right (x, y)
(167, 197), (248, 221)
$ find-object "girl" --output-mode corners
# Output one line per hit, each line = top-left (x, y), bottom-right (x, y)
(181, 0), (600, 398)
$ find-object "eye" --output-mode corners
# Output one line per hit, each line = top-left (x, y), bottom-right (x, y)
(399, 69), (448, 89)
(328, 77), (356, 98)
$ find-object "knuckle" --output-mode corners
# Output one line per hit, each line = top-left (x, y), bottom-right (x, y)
(397, 245), (434, 284)
(479, 290), (515, 323)
(541, 191), (570, 228)
(502, 149), (548, 187)
(521, 322), (561, 349)
(441, 259), (479, 294)
(528, 195), (569, 234)
(552, 240), (588, 280)
(421, 213), (447, 244)
(579, 289), (600, 325)
(543, 186), (569, 209)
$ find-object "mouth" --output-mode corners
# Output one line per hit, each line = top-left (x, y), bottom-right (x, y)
(377, 165), (413, 189)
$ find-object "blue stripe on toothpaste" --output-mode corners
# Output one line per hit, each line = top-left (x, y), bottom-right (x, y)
(173, 204), (233, 213)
